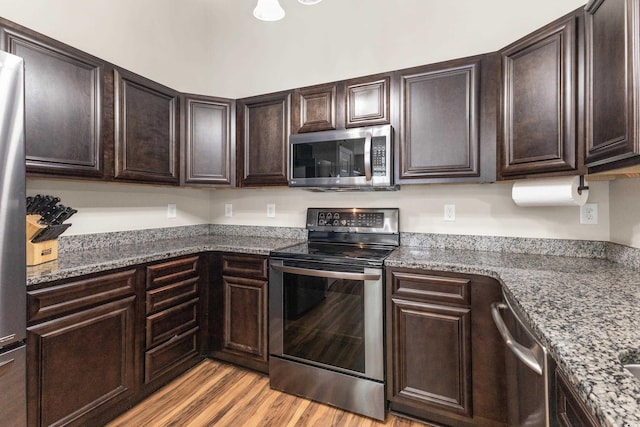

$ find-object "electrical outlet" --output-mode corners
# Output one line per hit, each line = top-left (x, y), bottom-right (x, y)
(444, 204), (456, 221)
(224, 204), (233, 217)
(267, 203), (276, 218)
(167, 203), (177, 219)
(580, 203), (598, 225)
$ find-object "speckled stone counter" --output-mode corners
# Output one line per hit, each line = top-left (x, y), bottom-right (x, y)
(386, 246), (640, 427)
(27, 234), (301, 286)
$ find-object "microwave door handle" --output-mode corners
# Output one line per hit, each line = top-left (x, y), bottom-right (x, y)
(271, 264), (380, 281)
(364, 132), (372, 181)
(491, 302), (544, 376)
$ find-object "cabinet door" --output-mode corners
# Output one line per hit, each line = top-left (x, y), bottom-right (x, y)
(27, 297), (136, 427)
(181, 94), (235, 186)
(221, 275), (268, 370)
(0, 20), (104, 178)
(389, 298), (472, 419)
(292, 83), (337, 133)
(237, 91), (291, 187)
(585, 0), (640, 168)
(397, 55), (496, 183)
(500, 12), (582, 178)
(114, 69), (179, 184)
(345, 75), (390, 128)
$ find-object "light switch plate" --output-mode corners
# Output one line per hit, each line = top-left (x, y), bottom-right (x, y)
(267, 203), (276, 218)
(225, 204), (232, 217)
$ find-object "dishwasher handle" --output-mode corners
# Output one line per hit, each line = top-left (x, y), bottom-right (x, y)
(271, 264), (381, 281)
(491, 302), (544, 376)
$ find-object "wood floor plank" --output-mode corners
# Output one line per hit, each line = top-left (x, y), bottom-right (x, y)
(107, 359), (429, 427)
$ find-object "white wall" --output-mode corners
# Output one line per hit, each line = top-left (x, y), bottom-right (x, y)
(0, 0), (586, 98)
(210, 182), (610, 241)
(609, 177), (640, 247)
(205, 0), (587, 97)
(0, 0), (218, 95)
(27, 177), (611, 242)
(27, 179), (211, 236)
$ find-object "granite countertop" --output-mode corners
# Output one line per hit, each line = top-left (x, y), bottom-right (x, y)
(386, 247), (640, 427)
(27, 234), (301, 286)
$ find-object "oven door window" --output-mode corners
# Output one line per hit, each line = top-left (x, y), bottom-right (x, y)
(282, 273), (366, 374)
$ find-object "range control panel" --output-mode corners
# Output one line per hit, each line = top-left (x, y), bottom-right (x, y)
(306, 208), (399, 234)
(317, 211), (384, 227)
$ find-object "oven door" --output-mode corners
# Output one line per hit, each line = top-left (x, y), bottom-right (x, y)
(269, 259), (384, 381)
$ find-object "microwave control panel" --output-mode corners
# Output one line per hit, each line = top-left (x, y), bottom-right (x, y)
(372, 137), (386, 176)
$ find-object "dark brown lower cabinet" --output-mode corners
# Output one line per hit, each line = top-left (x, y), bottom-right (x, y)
(26, 255), (206, 427)
(387, 268), (507, 427)
(391, 298), (472, 417)
(209, 253), (269, 373)
(27, 296), (136, 427)
(555, 368), (599, 427)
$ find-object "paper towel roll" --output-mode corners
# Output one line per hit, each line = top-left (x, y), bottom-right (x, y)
(512, 176), (588, 207)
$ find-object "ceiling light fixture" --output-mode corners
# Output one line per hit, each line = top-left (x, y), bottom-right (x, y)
(253, 0), (285, 21)
(253, 0), (322, 22)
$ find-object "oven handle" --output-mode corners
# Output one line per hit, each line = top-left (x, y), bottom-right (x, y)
(491, 302), (543, 376)
(271, 264), (381, 281)
(364, 132), (372, 181)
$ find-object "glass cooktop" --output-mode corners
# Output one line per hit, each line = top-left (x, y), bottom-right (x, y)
(270, 242), (396, 266)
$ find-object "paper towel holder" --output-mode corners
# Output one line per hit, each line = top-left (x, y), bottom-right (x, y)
(578, 176), (589, 195)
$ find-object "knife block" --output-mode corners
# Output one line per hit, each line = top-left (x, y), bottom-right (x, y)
(26, 215), (58, 266)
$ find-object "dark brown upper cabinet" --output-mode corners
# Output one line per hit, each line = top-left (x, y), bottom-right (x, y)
(584, 0), (640, 172)
(292, 83), (337, 133)
(499, 10), (584, 179)
(291, 75), (391, 135)
(114, 69), (179, 185)
(0, 19), (105, 178)
(396, 54), (498, 184)
(237, 91), (291, 187)
(181, 94), (235, 187)
(345, 75), (390, 128)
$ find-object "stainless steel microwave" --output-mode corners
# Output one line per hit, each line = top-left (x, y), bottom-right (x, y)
(289, 125), (395, 190)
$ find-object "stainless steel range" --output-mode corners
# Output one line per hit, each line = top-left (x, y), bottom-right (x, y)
(269, 208), (399, 421)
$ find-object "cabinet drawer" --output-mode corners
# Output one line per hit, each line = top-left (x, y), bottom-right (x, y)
(144, 327), (199, 384)
(146, 277), (198, 315)
(27, 269), (137, 323)
(146, 256), (199, 290)
(146, 299), (198, 349)
(222, 254), (267, 279)
(389, 270), (470, 306)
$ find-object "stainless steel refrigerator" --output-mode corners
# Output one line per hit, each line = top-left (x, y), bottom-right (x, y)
(0, 50), (27, 426)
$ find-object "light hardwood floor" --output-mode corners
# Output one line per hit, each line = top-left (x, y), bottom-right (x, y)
(107, 359), (429, 427)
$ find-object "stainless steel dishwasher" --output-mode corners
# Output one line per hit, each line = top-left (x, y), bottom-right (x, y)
(492, 292), (553, 427)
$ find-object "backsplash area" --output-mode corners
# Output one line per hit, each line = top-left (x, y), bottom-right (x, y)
(57, 224), (640, 269)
